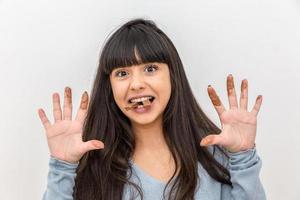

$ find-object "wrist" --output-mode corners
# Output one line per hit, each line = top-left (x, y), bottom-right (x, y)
(225, 143), (256, 153)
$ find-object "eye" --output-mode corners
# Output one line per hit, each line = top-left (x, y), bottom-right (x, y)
(145, 64), (158, 73)
(115, 70), (128, 77)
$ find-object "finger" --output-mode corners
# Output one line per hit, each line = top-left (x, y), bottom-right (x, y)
(63, 87), (73, 120)
(227, 74), (238, 109)
(37, 108), (51, 130)
(200, 134), (224, 146)
(75, 91), (89, 122)
(251, 95), (263, 116)
(240, 79), (248, 110)
(207, 85), (226, 116)
(80, 140), (104, 154)
(52, 93), (62, 122)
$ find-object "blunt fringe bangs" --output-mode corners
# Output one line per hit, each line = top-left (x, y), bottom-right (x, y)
(101, 19), (172, 75)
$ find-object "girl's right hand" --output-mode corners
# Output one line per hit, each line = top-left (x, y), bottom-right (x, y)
(38, 87), (104, 164)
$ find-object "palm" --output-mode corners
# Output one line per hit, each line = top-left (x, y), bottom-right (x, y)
(38, 87), (104, 163)
(200, 75), (263, 153)
(219, 109), (257, 152)
(46, 120), (84, 163)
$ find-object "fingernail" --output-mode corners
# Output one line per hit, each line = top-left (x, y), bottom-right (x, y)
(93, 141), (103, 148)
(242, 79), (247, 89)
(202, 138), (211, 145)
(82, 92), (88, 100)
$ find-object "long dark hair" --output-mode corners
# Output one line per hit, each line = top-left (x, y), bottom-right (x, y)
(73, 18), (232, 200)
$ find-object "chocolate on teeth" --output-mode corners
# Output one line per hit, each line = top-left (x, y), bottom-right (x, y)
(125, 99), (151, 111)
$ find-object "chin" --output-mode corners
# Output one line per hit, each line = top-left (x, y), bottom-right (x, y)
(130, 113), (162, 126)
(131, 116), (156, 125)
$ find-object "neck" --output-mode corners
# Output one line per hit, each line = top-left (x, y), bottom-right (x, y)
(132, 122), (174, 166)
(132, 116), (169, 155)
(132, 120), (168, 151)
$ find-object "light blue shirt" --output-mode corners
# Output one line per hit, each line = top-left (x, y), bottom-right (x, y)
(42, 146), (266, 200)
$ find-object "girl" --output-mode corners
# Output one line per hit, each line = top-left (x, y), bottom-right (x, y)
(39, 18), (266, 200)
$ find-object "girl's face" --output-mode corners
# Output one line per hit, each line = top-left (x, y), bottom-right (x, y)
(109, 62), (171, 126)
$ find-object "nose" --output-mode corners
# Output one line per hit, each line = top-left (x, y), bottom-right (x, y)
(129, 74), (146, 91)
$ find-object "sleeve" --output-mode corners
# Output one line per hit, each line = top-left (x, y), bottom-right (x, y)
(219, 146), (267, 200)
(42, 156), (78, 200)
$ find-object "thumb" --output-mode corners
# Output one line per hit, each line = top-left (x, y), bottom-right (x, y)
(81, 140), (105, 153)
(200, 134), (223, 146)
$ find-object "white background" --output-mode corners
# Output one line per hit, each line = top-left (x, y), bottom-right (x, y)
(0, 0), (299, 199)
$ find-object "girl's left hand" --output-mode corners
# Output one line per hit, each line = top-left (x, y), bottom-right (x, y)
(200, 74), (263, 153)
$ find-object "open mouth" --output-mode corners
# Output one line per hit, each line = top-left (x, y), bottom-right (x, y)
(128, 96), (155, 104)
(136, 96), (155, 105)
(125, 97), (155, 111)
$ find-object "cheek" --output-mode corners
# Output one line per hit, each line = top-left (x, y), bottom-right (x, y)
(162, 81), (172, 102)
(155, 75), (172, 101)
(110, 81), (127, 105)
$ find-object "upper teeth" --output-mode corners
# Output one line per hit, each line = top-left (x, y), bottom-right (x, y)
(130, 96), (153, 103)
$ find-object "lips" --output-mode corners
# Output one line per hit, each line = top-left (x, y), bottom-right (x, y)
(128, 95), (155, 103)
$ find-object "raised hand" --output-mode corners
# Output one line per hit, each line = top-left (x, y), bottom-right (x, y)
(38, 87), (104, 164)
(200, 74), (263, 153)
